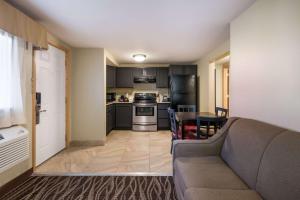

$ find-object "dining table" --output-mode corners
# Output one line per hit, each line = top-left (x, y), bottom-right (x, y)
(175, 112), (221, 139)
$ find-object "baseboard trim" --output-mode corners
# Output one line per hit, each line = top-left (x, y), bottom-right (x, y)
(33, 172), (173, 177)
(0, 168), (33, 195)
(70, 140), (105, 146)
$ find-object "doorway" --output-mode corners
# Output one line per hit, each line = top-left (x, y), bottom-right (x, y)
(212, 53), (230, 112)
(34, 45), (66, 166)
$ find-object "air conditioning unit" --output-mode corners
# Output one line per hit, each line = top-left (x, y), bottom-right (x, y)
(0, 126), (29, 173)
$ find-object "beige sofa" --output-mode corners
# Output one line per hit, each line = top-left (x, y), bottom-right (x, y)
(173, 118), (300, 200)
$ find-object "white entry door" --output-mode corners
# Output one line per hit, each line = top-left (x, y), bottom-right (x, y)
(35, 45), (66, 166)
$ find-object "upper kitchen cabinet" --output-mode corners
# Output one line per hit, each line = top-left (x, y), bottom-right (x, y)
(116, 67), (134, 88)
(133, 68), (143, 77)
(169, 65), (197, 76)
(106, 65), (116, 88)
(156, 67), (169, 88)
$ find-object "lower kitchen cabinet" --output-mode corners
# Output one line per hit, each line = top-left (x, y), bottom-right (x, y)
(115, 103), (132, 129)
(107, 103), (168, 132)
(158, 119), (170, 129)
(157, 103), (170, 130)
(106, 104), (115, 135)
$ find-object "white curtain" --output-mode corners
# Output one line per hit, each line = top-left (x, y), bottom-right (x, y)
(0, 30), (26, 128)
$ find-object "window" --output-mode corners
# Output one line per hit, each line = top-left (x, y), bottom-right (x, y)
(0, 30), (26, 128)
(0, 32), (13, 110)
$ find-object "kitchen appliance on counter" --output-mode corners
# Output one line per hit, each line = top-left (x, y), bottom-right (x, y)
(162, 95), (170, 102)
(106, 92), (116, 103)
(170, 75), (197, 110)
(133, 93), (157, 131)
(118, 95), (129, 102)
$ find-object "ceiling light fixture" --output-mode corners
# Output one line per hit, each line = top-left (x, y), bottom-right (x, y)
(132, 54), (146, 62)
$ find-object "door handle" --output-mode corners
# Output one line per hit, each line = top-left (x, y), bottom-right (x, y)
(39, 110), (47, 113)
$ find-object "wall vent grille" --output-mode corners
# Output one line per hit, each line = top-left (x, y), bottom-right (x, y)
(0, 126), (29, 173)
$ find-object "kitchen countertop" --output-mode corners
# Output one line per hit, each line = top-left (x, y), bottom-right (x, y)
(106, 101), (133, 106)
(106, 101), (170, 106)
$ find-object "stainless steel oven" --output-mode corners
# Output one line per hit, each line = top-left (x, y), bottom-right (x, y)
(132, 93), (157, 131)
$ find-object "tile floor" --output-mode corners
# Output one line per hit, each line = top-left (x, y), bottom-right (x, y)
(35, 130), (173, 175)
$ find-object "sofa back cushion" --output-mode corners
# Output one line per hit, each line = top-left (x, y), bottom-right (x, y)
(221, 118), (285, 189)
(256, 131), (300, 200)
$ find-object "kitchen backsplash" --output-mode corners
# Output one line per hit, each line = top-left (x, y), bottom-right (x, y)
(108, 83), (169, 102)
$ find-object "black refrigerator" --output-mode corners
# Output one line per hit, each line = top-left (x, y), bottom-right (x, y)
(170, 75), (197, 110)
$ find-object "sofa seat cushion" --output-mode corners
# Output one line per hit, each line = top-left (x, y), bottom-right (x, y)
(174, 156), (248, 195)
(185, 188), (262, 200)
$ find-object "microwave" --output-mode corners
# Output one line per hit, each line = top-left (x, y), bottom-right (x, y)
(106, 92), (116, 102)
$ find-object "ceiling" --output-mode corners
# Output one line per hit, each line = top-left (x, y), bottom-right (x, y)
(9, 0), (255, 64)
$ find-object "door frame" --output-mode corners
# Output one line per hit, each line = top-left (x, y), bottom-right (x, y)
(32, 42), (71, 170)
(211, 51), (230, 112)
(222, 63), (229, 109)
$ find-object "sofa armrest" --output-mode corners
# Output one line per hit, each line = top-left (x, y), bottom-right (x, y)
(173, 117), (239, 160)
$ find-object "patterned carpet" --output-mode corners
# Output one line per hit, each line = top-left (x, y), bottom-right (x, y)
(1, 176), (177, 200)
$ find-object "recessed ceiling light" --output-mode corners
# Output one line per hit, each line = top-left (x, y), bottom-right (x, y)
(132, 54), (146, 62)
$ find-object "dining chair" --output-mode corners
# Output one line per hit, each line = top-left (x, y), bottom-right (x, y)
(177, 105), (197, 133)
(168, 108), (196, 153)
(215, 107), (228, 129)
(177, 105), (196, 112)
(198, 107), (229, 136)
(215, 107), (228, 117)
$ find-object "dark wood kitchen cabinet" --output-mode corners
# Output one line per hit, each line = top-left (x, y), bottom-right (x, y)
(156, 67), (169, 88)
(106, 104), (115, 135)
(106, 65), (116, 88)
(116, 67), (134, 88)
(169, 65), (197, 76)
(133, 68), (143, 77)
(115, 103), (132, 129)
(157, 103), (170, 130)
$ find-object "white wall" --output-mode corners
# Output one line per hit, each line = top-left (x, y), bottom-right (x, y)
(71, 48), (106, 144)
(195, 40), (230, 112)
(230, 0), (300, 131)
